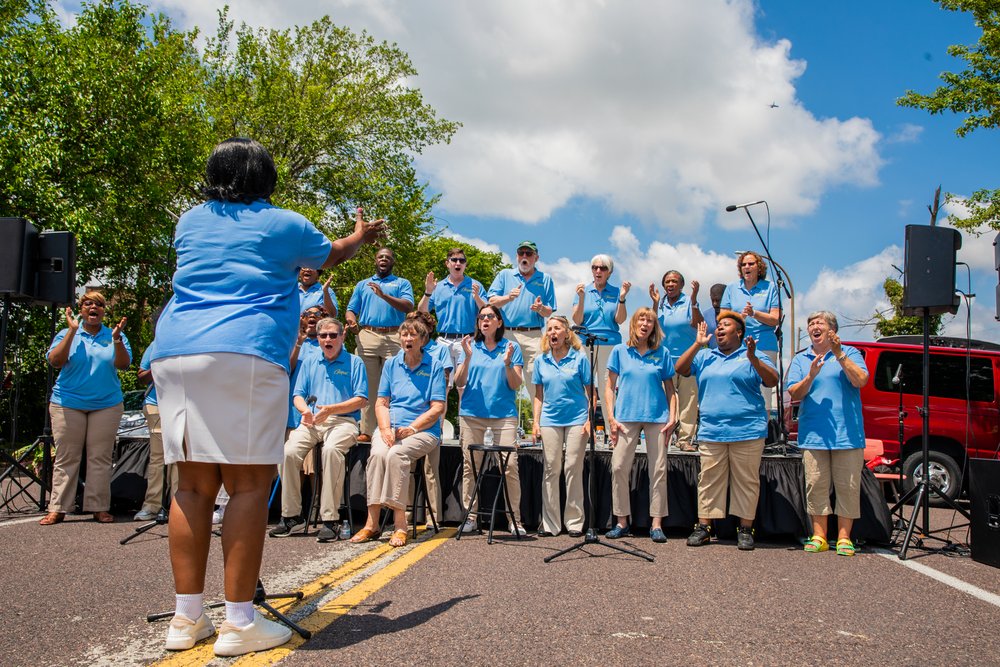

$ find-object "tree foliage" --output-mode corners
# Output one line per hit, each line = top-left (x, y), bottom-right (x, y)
(898, 0), (1000, 230)
(873, 278), (943, 337)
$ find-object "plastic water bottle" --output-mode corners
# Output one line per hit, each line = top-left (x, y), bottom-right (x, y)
(595, 425), (606, 448)
(484, 427), (494, 446)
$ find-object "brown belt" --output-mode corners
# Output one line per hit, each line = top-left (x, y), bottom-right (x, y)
(362, 325), (397, 334)
(508, 326), (542, 332)
(439, 332), (473, 339)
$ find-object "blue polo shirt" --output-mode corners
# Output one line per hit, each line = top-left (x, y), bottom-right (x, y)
(458, 338), (524, 419)
(378, 351), (447, 438)
(487, 268), (556, 328)
(298, 282), (339, 314)
(688, 346), (775, 442)
(287, 338), (321, 428)
(787, 345), (866, 450)
(140, 344), (157, 406)
(153, 200), (332, 372)
(657, 293), (699, 357)
(292, 347), (368, 422)
(425, 338), (456, 375)
(606, 343), (675, 423)
(428, 276), (484, 335)
(720, 279), (780, 352)
(49, 325), (132, 411)
(532, 348), (591, 427)
(346, 274), (414, 327)
(572, 282), (622, 345)
(703, 307), (719, 350)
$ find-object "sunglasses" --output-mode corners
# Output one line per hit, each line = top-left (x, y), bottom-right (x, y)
(478, 313), (498, 321)
(591, 265), (609, 271)
(516, 249), (535, 256)
(317, 332), (341, 339)
(448, 257), (467, 263)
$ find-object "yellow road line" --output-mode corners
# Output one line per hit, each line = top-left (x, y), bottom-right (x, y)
(232, 528), (454, 666)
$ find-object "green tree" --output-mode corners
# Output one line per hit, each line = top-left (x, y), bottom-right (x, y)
(873, 278), (944, 337)
(898, 0), (1000, 230)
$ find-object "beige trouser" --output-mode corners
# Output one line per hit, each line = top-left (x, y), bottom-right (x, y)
(802, 447), (866, 519)
(355, 328), (401, 435)
(140, 404), (178, 512)
(366, 430), (439, 510)
(612, 422), (669, 518)
(509, 329), (542, 406)
(280, 416), (359, 521)
(539, 424), (587, 533)
(459, 416), (521, 522)
(593, 344), (612, 400)
(49, 403), (124, 513)
(697, 438), (766, 520)
(673, 373), (699, 448)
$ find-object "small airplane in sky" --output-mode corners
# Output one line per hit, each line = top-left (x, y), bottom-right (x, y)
(769, 101), (779, 108)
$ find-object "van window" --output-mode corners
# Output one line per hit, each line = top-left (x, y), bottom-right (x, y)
(873, 351), (994, 402)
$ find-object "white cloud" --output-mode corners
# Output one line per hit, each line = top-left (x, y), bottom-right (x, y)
(141, 0), (883, 233)
(940, 198), (997, 274)
(441, 231), (511, 265)
(886, 123), (923, 144)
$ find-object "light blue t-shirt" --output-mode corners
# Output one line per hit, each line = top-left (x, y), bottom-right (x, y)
(298, 282), (339, 315)
(49, 325), (132, 411)
(606, 343), (675, 423)
(428, 276), (484, 335)
(688, 346), (776, 443)
(572, 282), (622, 345)
(487, 268), (556, 328)
(377, 351), (447, 439)
(425, 339), (456, 375)
(720, 279), (780, 352)
(346, 274), (414, 328)
(140, 344), (157, 406)
(787, 345), (866, 450)
(292, 347), (368, 422)
(153, 200), (332, 372)
(532, 347), (591, 427)
(287, 338), (321, 428)
(703, 307), (719, 350)
(458, 338), (524, 419)
(657, 293), (698, 357)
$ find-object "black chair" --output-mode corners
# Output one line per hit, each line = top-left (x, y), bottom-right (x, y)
(306, 440), (356, 537)
(456, 444), (521, 544)
(378, 454), (438, 540)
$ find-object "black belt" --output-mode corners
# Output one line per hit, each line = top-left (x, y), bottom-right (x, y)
(361, 325), (397, 333)
(439, 332), (473, 339)
(508, 326), (542, 332)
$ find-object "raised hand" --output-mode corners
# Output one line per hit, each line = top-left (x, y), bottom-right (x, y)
(461, 334), (473, 357)
(648, 282), (660, 305)
(323, 274), (334, 291)
(503, 343), (514, 366)
(356, 207), (386, 244)
(694, 320), (712, 346)
(621, 281), (631, 298)
(367, 282), (385, 298)
(529, 296), (544, 313)
(64, 306), (79, 331)
(508, 285), (522, 300)
(742, 301), (754, 320)
(808, 353), (825, 378)
(691, 280), (700, 300)
(828, 330), (843, 357)
(425, 271), (437, 294)
(575, 282), (586, 298)
(472, 283), (481, 297)
(111, 317), (127, 339)
(745, 335), (757, 355)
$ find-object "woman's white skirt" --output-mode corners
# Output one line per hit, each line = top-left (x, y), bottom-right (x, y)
(152, 352), (288, 465)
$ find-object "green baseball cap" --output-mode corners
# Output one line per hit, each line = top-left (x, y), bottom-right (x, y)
(516, 240), (538, 252)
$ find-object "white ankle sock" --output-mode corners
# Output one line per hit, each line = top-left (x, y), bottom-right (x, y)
(175, 593), (204, 620)
(225, 600), (255, 628)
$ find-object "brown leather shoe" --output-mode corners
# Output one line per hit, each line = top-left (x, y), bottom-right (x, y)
(39, 512), (64, 525)
(356, 433), (372, 443)
(93, 511), (114, 523)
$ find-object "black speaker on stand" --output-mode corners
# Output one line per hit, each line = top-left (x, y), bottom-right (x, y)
(35, 231), (77, 306)
(969, 458), (1000, 568)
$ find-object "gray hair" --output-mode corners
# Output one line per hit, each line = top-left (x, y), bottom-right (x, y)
(590, 254), (614, 274)
(806, 311), (839, 332)
(316, 317), (344, 333)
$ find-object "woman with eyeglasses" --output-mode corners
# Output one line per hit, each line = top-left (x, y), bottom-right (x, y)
(41, 291), (131, 526)
(720, 251), (781, 410)
(571, 254), (630, 392)
(453, 304), (526, 536)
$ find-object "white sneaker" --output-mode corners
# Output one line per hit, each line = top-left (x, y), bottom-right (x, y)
(165, 612), (215, 651)
(509, 522), (527, 537)
(134, 509), (158, 521)
(211, 508), (225, 525)
(460, 517), (478, 534)
(213, 611), (292, 657)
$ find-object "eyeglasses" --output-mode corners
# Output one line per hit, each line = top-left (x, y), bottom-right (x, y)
(305, 310), (325, 317)
(741, 260), (758, 267)
(591, 265), (608, 271)
(516, 249), (535, 256)
(317, 332), (341, 339)
(448, 257), (467, 264)
(478, 313), (498, 321)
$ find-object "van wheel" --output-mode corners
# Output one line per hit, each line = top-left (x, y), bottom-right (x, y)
(901, 451), (963, 505)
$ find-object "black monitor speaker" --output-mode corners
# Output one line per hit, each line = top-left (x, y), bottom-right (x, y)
(0, 217), (38, 299)
(34, 231), (76, 306)
(969, 458), (1000, 569)
(902, 225), (961, 316)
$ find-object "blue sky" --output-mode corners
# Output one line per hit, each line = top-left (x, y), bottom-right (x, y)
(59, 0), (1000, 351)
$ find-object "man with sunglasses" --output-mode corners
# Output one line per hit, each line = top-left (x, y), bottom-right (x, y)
(487, 241), (556, 405)
(418, 247), (486, 384)
(272, 318), (368, 540)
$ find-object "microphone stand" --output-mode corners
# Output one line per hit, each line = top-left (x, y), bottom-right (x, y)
(545, 328), (653, 563)
(737, 204), (790, 455)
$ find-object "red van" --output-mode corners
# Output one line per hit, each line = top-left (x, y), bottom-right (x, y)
(786, 335), (1000, 502)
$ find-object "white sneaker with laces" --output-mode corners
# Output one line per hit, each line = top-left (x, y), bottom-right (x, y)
(509, 522), (527, 537)
(460, 517), (478, 534)
(165, 612), (215, 651)
(134, 509), (158, 521)
(213, 611), (292, 657)
(212, 508), (225, 525)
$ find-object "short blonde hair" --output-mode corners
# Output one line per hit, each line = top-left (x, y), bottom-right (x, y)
(627, 307), (663, 350)
(540, 316), (582, 353)
(78, 290), (106, 309)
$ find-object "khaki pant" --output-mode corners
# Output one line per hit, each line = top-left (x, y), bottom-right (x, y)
(280, 416), (358, 521)
(612, 422), (669, 518)
(366, 430), (439, 510)
(593, 344), (612, 400)
(802, 447), (866, 519)
(509, 329), (542, 406)
(539, 424), (587, 533)
(140, 404), (178, 512)
(459, 416), (521, 522)
(673, 373), (699, 448)
(355, 328), (401, 436)
(49, 403), (123, 513)
(697, 438), (766, 521)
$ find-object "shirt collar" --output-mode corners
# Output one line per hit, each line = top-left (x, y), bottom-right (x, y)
(710, 345), (747, 360)
(370, 273), (397, 283)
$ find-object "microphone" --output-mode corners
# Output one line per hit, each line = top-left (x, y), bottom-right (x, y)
(306, 395), (317, 407)
(891, 364), (903, 386)
(725, 200), (766, 212)
(570, 325), (589, 333)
